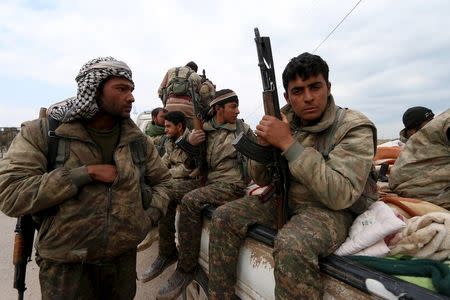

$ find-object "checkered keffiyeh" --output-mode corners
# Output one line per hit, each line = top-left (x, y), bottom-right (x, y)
(48, 56), (134, 122)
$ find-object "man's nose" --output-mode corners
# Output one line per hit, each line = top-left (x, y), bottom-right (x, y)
(304, 89), (313, 102)
(128, 94), (135, 103)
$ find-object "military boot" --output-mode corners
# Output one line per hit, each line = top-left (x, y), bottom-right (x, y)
(140, 254), (178, 283)
(156, 269), (194, 300)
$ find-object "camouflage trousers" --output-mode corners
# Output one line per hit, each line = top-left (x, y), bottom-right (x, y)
(158, 178), (200, 256)
(177, 181), (245, 273)
(208, 196), (353, 300)
(36, 249), (137, 300)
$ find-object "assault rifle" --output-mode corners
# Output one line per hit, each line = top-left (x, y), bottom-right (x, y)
(175, 74), (209, 183)
(13, 215), (35, 300)
(12, 107), (47, 300)
(232, 28), (290, 229)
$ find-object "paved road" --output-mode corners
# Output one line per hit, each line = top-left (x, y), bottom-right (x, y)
(0, 213), (176, 300)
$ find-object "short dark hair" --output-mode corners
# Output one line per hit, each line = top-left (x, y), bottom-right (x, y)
(282, 52), (329, 91)
(185, 61), (198, 72)
(164, 111), (186, 129)
(151, 107), (167, 124)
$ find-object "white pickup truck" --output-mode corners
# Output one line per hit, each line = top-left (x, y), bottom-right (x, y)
(180, 205), (448, 300)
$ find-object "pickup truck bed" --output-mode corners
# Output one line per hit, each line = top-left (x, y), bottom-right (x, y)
(181, 206), (448, 300)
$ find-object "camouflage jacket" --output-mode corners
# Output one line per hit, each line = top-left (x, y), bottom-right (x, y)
(202, 119), (252, 189)
(162, 128), (194, 179)
(390, 109), (450, 209)
(0, 118), (171, 262)
(249, 96), (377, 213)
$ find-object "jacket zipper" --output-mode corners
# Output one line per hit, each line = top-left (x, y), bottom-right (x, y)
(103, 149), (120, 257)
(102, 185), (113, 257)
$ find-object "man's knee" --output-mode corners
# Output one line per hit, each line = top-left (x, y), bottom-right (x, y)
(211, 205), (235, 232)
(273, 230), (316, 264)
(180, 192), (197, 208)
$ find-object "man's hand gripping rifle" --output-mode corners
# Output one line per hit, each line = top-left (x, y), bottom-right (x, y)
(232, 28), (290, 229)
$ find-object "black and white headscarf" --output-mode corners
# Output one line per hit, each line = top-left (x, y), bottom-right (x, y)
(48, 56), (134, 123)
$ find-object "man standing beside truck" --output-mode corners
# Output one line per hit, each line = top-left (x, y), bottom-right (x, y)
(209, 52), (377, 299)
(0, 56), (171, 300)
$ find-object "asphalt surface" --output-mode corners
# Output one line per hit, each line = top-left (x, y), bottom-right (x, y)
(0, 213), (176, 300)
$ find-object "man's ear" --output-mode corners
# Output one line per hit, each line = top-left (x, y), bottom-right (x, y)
(214, 104), (222, 113)
(327, 81), (331, 96)
(284, 92), (291, 105)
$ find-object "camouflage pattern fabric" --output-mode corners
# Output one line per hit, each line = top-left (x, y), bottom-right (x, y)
(249, 97), (377, 212)
(209, 97), (375, 299)
(209, 196), (353, 299)
(161, 128), (195, 179)
(390, 109), (450, 209)
(158, 178), (200, 256)
(177, 182), (245, 273)
(37, 249), (137, 300)
(0, 118), (171, 262)
(202, 119), (252, 188)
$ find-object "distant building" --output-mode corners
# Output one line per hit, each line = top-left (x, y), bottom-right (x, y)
(0, 127), (20, 158)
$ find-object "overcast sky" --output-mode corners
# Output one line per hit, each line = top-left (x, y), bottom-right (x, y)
(0, 0), (449, 138)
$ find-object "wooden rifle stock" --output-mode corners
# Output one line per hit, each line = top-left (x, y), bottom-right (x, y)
(13, 215), (35, 300)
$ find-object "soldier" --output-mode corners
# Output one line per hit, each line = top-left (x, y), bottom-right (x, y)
(0, 57), (171, 300)
(145, 107), (168, 156)
(399, 106), (434, 142)
(208, 53), (377, 299)
(161, 111), (196, 179)
(158, 61), (215, 128)
(139, 111), (200, 268)
(145, 89), (252, 300)
(390, 109), (450, 209)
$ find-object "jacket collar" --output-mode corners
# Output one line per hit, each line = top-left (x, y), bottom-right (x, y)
(399, 128), (409, 143)
(281, 95), (337, 133)
(171, 127), (190, 143)
(203, 117), (237, 132)
(55, 118), (143, 146)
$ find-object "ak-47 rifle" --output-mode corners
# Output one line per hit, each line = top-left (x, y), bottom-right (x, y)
(175, 73), (209, 183)
(233, 28), (290, 230)
(12, 108), (47, 300)
(13, 215), (35, 300)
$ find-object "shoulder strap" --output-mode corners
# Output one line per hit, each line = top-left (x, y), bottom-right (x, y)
(130, 138), (148, 179)
(34, 116), (62, 224)
(47, 116), (61, 171)
(175, 67), (180, 77)
(315, 107), (346, 160)
(234, 119), (251, 184)
(235, 119), (245, 136)
(156, 135), (167, 157)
